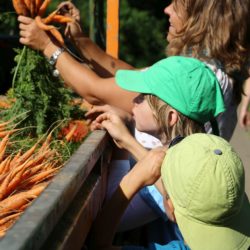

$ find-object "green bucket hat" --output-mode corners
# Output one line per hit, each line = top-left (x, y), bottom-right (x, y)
(161, 133), (250, 250)
(115, 56), (225, 124)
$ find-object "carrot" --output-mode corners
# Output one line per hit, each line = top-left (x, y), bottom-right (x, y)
(38, 0), (51, 17)
(36, 0), (42, 13)
(51, 15), (73, 24)
(35, 16), (55, 31)
(49, 28), (65, 45)
(30, 0), (36, 17)
(15, 140), (39, 166)
(25, 168), (58, 185)
(0, 213), (21, 226)
(9, 150), (22, 170)
(0, 120), (11, 131)
(65, 123), (77, 142)
(0, 128), (20, 138)
(12, 0), (29, 16)
(0, 134), (9, 162)
(42, 10), (58, 24)
(40, 131), (53, 152)
(0, 156), (12, 176)
(0, 183), (47, 214)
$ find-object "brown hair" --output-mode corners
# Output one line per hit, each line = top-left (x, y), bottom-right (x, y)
(146, 95), (204, 145)
(167, 0), (250, 104)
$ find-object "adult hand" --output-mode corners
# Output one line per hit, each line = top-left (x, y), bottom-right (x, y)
(86, 104), (133, 125)
(18, 16), (51, 51)
(57, 1), (83, 40)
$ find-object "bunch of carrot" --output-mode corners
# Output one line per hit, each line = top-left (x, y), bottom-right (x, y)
(0, 121), (62, 237)
(12, 0), (73, 45)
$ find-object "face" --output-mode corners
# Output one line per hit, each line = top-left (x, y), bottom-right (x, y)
(132, 94), (160, 137)
(164, 1), (186, 42)
(161, 181), (176, 222)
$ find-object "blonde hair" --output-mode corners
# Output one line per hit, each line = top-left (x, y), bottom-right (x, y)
(146, 95), (204, 145)
(167, 0), (250, 104)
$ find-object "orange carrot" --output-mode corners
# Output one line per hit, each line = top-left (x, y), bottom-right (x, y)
(12, 0), (29, 16)
(0, 213), (21, 226)
(0, 134), (9, 162)
(51, 15), (73, 23)
(0, 155), (12, 176)
(49, 28), (65, 45)
(15, 141), (39, 166)
(0, 129), (20, 138)
(0, 183), (47, 214)
(25, 168), (58, 185)
(36, 0), (42, 13)
(38, 0), (51, 17)
(9, 150), (22, 170)
(42, 10), (58, 24)
(35, 16), (55, 31)
(65, 123), (77, 142)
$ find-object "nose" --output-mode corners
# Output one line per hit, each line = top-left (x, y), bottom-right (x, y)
(164, 3), (172, 16)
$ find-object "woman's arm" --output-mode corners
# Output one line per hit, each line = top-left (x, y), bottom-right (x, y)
(18, 16), (137, 113)
(58, 1), (134, 77)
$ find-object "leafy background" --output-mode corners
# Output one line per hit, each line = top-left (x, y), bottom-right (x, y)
(0, 0), (169, 94)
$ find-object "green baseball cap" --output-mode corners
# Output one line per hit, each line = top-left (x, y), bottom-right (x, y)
(115, 56), (225, 124)
(161, 133), (250, 250)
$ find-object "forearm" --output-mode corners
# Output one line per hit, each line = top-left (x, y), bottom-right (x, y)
(72, 36), (134, 77)
(43, 43), (137, 112)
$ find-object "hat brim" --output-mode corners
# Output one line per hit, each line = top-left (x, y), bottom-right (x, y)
(175, 194), (250, 250)
(115, 69), (153, 94)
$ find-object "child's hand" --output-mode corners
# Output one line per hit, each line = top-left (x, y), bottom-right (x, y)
(91, 112), (133, 149)
(121, 148), (166, 197)
(130, 148), (166, 186)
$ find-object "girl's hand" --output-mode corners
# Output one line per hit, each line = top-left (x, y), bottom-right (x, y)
(91, 112), (133, 149)
(122, 148), (166, 194)
(18, 16), (51, 51)
(57, 1), (83, 40)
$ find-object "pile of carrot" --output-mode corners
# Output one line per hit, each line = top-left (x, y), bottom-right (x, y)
(0, 119), (63, 237)
(12, 0), (73, 45)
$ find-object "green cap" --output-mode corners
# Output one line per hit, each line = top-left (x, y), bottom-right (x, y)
(161, 133), (250, 250)
(115, 56), (225, 124)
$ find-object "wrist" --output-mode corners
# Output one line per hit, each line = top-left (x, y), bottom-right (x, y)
(120, 173), (142, 200)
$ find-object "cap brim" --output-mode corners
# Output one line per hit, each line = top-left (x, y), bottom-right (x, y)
(115, 69), (153, 94)
(176, 194), (250, 250)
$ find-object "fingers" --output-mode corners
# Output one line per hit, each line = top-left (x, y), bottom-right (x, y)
(85, 105), (111, 118)
(18, 15), (33, 24)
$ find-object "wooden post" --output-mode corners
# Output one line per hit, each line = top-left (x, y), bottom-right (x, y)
(106, 0), (119, 58)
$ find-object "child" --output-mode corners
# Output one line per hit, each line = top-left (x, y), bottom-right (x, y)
(91, 133), (250, 250)
(88, 56), (225, 236)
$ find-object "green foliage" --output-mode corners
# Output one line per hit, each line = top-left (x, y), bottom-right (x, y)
(3, 46), (85, 137)
(119, 0), (167, 67)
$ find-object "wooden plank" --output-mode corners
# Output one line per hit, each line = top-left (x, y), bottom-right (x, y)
(106, 0), (119, 58)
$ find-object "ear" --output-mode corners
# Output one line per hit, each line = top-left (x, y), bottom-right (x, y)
(168, 109), (179, 127)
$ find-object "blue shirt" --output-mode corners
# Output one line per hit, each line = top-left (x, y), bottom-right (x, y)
(122, 240), (190, 250)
